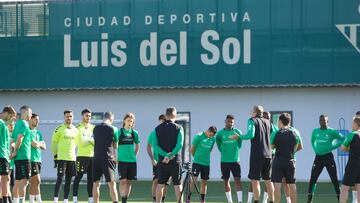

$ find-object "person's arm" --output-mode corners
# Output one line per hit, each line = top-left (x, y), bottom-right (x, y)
(332, 129), (345, 150)
(134, 130), (140, 156)
(341, 132), (354, 152)
(216, 132), (222, 151)
(295, 130), (303, 152)
(9, 134), (24, 159)
(169, 127), (184, 157)
(152, 131), (168, 157)
(270, 130), (277, 149)
(240, 119), (255, 140)
(38, 131), (46, 150)
(51, 126), (61, 157)
(190, 134), (200, 156)
(310, 129), (316, 152)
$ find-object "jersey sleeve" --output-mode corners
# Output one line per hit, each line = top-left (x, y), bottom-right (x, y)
(169, 127), (184, 156)
(191, 134), (200, 146)
(216, 131), (222, 151)
(270, 130), (278, 145)
(51, 125), (62, 155)
(133, 130), (140, 144)
(147, 131), (154, 145)
(294, 129), (302, 145)
(16, 120), (27, 137)
(342, 132), (355, 147)
(38, 130), (44, 141)
(235, 129), (242, 148)
(113, 126), (119, 142)
(310, 129), (316, 152)
(151, 130), (168, 157)
(330, 129), (344, 149)
(240, 119), (255, 140)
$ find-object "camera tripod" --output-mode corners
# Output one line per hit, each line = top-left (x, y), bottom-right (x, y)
(178, 163), (201, 203)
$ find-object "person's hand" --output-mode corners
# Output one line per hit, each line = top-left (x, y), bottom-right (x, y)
(228, 133), (240, 140)
(169, 156), (175, 160)
(9, 152), (16, 160)
(53, 154), (58, 168)
(151, 159), (157, 166)
(162, 157), (170, 164)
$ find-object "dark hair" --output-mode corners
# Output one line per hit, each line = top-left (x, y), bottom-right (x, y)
(354, 117), (360, 127)
(20, 105), (31, 112)
(64, 110), (73, 115)
(81, 108), (92, 115)
(31, 113), (39, 118)
(158, 114), (166, 121)
(253, 105), (264, 117)
(279, 113), (291, 126)
(104, 111), (114, 120)
(356, 111), (360, 116)
(166, 107), (177, 117)
(2, 105), (16, 115)
(319, 114), (328, 119)
(263, 111), (270, 120)
(226, 114), (235, 120)
(208, 126), (217, 134)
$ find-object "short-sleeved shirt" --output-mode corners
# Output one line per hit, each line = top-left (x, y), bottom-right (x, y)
(311, 128), (344, 155)
(342, 131), (360, 160)
(76, 122), (95, 157)
(115, 128), (140, 162)
(192, 132), (215, 166)
(12, 120), (31, 161)
(51, 123), (78, 161)
(93, 123), (117, 161)
(30, 129), (43, 162)
(147, 130), (159, 162)
(216, 128), (242, 163)
(0, 119), (11, 161)
(271, 128), (302, 159)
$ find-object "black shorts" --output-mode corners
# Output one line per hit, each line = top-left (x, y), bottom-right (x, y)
(76, 157), (92, 174)
(271, 157), (296, 184)
(192, 163), (210, 180)
(157, 161), (182, 185)
(342, 160), (360, 186)
(118, 162), (137, 180)
(153, 165), (158, 180)
(248, 157), (272, 180)
(15, 160), (31, 180)
(10, 169), (14, 186)
(221, 162), (241, 179)
(93, 159), (116, 182)
(57, 160), (76, 177)
(0, 158), (10, 175)
(30, 162), (42, 176)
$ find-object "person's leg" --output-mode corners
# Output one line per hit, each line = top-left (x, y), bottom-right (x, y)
(54, 161), (65, 202)
(29, 175), (35, 203)
(119, 178), (127, 202)
(325, 156), (340, 201)
(64, 171), (73, 201)
(264, 180), (274, 202)
(282, 179), (291, 203)
(307, 156), (324, 203)
(152, 179), (158, 202)
(273, 183), (281, 203)
(288, 183), (297, 203)
(247, 182), (253, 203)
(200, 179), (207, 202)
(233, 163), (242, 203)
(251, 180), (260, 202)
(125, 180), (132, 200)
(356, 184), (360, 203)
(34, 174), (42, 203)
(340, 185), (350, 203)
(108, 181), (118, 203)
(1, 175), (10, 203)
(174, 185), (183, 203)
(87, 163), (93, 203)
(72, 171), (84, 203)
(92, 181), (100, 203)
(156, 184), (165, 203)
(18, 179), (28, 203)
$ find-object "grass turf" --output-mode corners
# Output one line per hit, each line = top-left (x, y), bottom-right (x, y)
(37, 180), (343, 202)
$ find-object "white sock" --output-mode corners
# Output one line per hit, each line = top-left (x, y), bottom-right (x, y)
(14, 198), (19, 203)
(353, 191), (358, 203)
(247, 192), (253, 203)
(36, 194), (42, 203)
(237, 191), (243, 203)
(64, 199), (68, 203)
(88, 197), (93, 203)
(54, 197), (59, 203)
(286, 196), (291, 203)
(73, 196), (77, 203)
(262, 192), (268, 203)
(19, 197), (25, 203)
(225, 191), (233, 203)
(30, 195), (35, 203)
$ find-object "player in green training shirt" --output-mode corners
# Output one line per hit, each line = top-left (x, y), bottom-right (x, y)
(73, 109), (95, 203)
(307, 115), (344, 203)
(10, 106), (32, 203)
(51, 110), (78, 203)
(339, 117), (360, 203)
(116, 113), (140, 203)
(0, 106), (16, 203)
(216, 115), (243, 203)
(147, 114), (168, 203)
(29, 114), (46, 203)
(189, 126), (217, 203)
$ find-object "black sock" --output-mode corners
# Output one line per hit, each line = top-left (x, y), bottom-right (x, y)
(307, 193), (313, 203)
(121, 197), (127, 203)
(113, 202), (118, 203)
(254, 201), (259, 203)
(7, 197), (12, 203)
(3, 197), (7, 203)
(200, 194), (205, 201)
(0, 198), (3, 203)
(153, 196), (156, 202)
(269, 201), (274, 203)
(161, 196), (166, 202)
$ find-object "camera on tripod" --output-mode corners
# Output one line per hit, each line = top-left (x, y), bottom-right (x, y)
(182, 162), (192, 171)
